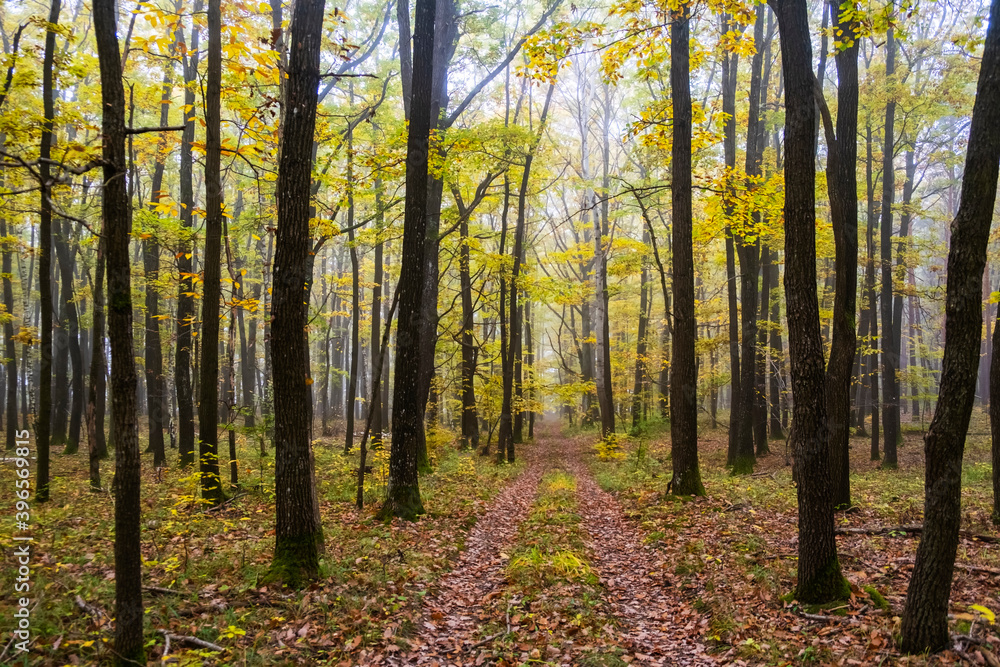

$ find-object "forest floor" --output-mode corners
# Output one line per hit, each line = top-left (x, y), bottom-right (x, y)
(1, 414), (998, 666)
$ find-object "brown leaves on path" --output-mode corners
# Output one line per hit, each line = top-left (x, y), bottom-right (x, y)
(567, 454), (716, 666)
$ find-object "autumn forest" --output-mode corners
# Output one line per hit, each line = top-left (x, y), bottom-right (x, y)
(1, 0), (1000, 663)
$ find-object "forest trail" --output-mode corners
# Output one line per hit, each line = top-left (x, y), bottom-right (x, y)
(374, 427), (714, 666)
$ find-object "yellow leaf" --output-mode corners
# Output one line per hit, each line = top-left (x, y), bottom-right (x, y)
(970, 604), (996, 624)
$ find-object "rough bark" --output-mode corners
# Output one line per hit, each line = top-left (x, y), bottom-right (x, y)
(267, 0), (327, 585)
(900, 0), (1000, 649)
(880, 26), (900, 468)
(776, 0), (849, 604)
(93, 0), (145, 660)
(824, 0), (860, 509)
(176, 0), (201, 468)
(721, 11), (741, 465)
(668, 4), (704, 497)
(198, 0), (225, 506)
(459, 212), (479, 449)
(380, 0), (435, 519)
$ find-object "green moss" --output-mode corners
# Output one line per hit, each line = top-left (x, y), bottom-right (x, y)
(670, 466), (706, 496)
(263, 530), (323, 589)
(729, 454), (755, 476)
(794, 556), (851, 604)
(864, 585), (890, 613)
(377, 483), (425, 521)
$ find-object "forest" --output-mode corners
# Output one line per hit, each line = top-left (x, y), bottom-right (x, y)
(0, 0), (999, 663)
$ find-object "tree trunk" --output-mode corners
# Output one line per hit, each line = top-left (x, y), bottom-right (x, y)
(594, 84), (615, 439)
(86, 238), (107, 489)
(776, 0), (849, 604)
(459, 212), (479, 449)
(176, 0), (201, 468)
(864, 124), (881, 460)
(1, 210), (16, 451)
(900, 0), (1000, 649)
(198, 0), (225, 507)
(721, 11), (741, 466)
(371, 181), (386, 447)
(633, 228), (651, 431)
(823, 0), (860, 509)
(668, 4), (704, 497)
(94, 0), (144, 660)
(992, 284), (1000, 524)
(380, 0), (435, 519)
(880, 26), (900, 467)
(267, 0), (327, 585)
(35, 0), (61, 503)
(344, 121), (361, 454)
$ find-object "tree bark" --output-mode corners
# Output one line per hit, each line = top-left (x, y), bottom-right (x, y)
(900, 0), (1000, 649)
(380, 0), (435, 519)
(267, 0), (327, 585)
(175, 0), (201, 468)
(824, 0), (860, 509)
(880, 26), (900, 467)
(633, 228), (651, 432)
(459, 211), (479, 449)
(93, 0), (144, 660)
(721, 11), (741, 466)
(776, 0), (849, 604)
(668, 4), (704, 497)
(198, 0), (225, 506)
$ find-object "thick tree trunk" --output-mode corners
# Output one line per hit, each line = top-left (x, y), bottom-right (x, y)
(901, 0), (1000, 649)
(776, 0), (849, 604)
(93, 0), (144, 660)
(992, 289), (1000, 524)
(668, 5), (704, 497)
(824, 0), (860, 510)
(380, 0), (435, 519)
(267, 0), (327, 584)
(198, 0), (225, 507)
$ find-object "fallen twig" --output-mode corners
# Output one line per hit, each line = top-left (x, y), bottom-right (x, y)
(798, 612), (863, 625)
(894, 557), (1000, 575)
(466, 632), (502, 651)
(144, 586), (186, 596)
(74, 595), (107, 621)
(158, 630), (224, 653)
(835, 524), (999, 543)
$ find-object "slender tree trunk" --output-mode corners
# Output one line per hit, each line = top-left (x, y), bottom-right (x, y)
(776, 0), (849, 604)
(267, 0), (327, 584)
(380, 0), (435, 519)
(94, 0), (144, 660)
(1, 208), (16, 451)
(633, 229), (651, 431)
(824, 0), (860, 509)
(459, 212), (479, 449)
(721, 12), (741, 465)
(901, 1), (1000, 648)
(880, 25), (900, 467)
(992, 284), (1000, 524)
(53, 218), (83, 453)
(669, 4), (704, 496)
(86, 238), (107, 489)
(594, 85), (615, 438)
(371, 181), (386, 447)
(176, 0), (201, 467)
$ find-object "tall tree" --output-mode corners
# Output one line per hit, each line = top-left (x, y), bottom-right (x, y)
(880, 21), (900, 468)
(198, 0), (226, 506)
(36, 0), (61, 503)
(992, 292), (1000, 524)
(822, 0), (860, 509)
(775, 0), (850, 603)
(268, 0), (327, 586)
(175, 0), (202, 468)
(381, 0), (436, 518)
(93, 0), (144, 660)
(900, 0), (1000, 649)
(668, 1), (704, 496)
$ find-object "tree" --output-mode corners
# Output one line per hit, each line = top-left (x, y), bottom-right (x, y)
(668, 1), (704, 497)
(176, 0), (202, 468)
(36, 0), (61, 503)
(380, 0), (436, 519)
(900, 0), (1000, 649)
(268, 0), (327, 586)
(93, 0), (144, 660)
(992, 291), (1000, 525)
(198, 0), (226, 507)
(880, 21), (900, 468)
(822, 0), (860, 509)
(774, 0), (850, 604)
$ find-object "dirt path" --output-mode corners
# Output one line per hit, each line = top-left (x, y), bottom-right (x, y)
(569, 456), (715, 666)
(373, 431), (714, 666)
(385, 441), (551, 665)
